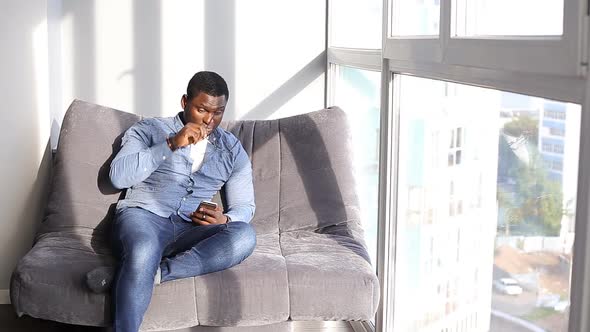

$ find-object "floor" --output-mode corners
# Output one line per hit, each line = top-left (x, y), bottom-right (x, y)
(1, 305), (103, 331)
(0, 305), (370, 332)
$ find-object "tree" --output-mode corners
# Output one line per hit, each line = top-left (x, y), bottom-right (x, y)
(498, 115), (567, 235)
(498, 114), (565, 236)
(517, 162), (563, 235)
(503, 114), (539, 146)
(497, 190), (522, 236)
(498, 152), (564, 236)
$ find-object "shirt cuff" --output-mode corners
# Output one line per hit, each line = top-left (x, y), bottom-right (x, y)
(224, 212), (242, 223)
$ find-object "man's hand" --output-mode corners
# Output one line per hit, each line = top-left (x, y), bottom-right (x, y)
(190, 205), (228, 225)
(170, 123), (211, 149)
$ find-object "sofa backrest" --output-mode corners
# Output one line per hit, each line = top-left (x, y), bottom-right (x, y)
(39, 100), (141, 237)
(222, 109), (361, 233)
(38, 100), (360, 238)
(219, 119), (280, 234)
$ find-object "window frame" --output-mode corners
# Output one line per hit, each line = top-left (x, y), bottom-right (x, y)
(326, 0), (590, 331)
(384, 0), (587, 78)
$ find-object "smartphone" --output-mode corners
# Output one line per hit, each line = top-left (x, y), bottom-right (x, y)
(198, 200), (218, 211)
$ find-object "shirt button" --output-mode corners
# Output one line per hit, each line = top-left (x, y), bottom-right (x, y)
(182, 197), (186, 201)
(162, 155), (167, 160)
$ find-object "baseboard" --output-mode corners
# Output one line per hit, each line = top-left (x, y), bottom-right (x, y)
(0, 289), (10, 304)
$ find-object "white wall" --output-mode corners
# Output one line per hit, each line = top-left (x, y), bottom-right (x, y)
(56, 0), (326, 132)
(0, 0), (53, 297)
(0, 0), (326, 294)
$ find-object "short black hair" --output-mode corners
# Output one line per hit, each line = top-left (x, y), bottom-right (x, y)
(186, 71), (229, 101)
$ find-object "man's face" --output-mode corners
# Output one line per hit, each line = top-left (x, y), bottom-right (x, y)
(181, 92), (227, 132)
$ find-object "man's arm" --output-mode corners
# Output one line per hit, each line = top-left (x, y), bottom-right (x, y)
(109, 121), (173, 189)
(223, 143), (256, 223)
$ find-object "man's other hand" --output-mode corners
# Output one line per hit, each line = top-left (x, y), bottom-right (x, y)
(190, 205), (228, 225)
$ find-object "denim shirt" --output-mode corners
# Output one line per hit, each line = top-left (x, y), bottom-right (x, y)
(110, 113), (255, 223)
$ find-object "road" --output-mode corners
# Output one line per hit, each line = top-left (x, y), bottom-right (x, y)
(490, 314), (541, 332)
(491, 290), (568, 332)
(492, 291), (537, 317)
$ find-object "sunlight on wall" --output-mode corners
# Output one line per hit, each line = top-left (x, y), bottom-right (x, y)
(265, 75), (325, 120)
(60, 12), (74, 119)
(48, 0), (63, 150)
(95, 0), (135, 113)
(235, 0), (326, 120)
(161, 0), (206, 117)
(33, 19), (50, 158)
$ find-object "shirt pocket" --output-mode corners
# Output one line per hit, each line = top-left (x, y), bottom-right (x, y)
(196, 150), (232, 186)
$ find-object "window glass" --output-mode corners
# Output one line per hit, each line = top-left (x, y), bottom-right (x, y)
(453, 0), (563, 37)
(332, 65), (381, 266)
(393, 75), (580, 332)
(331, 0), (382, 49)
(391, 0), (440, 36)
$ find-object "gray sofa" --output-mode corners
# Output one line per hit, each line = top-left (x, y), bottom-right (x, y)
(10, 100), (379, 331)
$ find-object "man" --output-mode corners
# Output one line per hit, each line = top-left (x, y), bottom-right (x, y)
(86, 71), (256, 332)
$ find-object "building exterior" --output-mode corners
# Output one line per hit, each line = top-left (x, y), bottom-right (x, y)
(538, 101), (580, 252)
(394, 80), (499, 331)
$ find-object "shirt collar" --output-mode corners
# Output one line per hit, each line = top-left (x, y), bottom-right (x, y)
(173, 112), (185, 132)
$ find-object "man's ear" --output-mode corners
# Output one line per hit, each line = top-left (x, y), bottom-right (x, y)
(180, 94), (187, 109)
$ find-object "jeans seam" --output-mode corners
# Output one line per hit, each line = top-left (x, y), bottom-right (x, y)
(170, 216), (178, 242)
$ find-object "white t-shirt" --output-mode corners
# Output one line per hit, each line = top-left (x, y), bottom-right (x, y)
(190, 138), (208, 173)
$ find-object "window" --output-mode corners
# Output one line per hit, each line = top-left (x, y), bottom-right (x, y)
(453, 0), (564, 37)
(545, 110), (567, 120)
(331, 65), (381, 266)
(393, 75), (581, 332)
(550, 127), (566, 137)
(391, 0), (440, 36)
(542, 140), (566, 154)
(551, 159), (564, 171)
(330, 0), (383, 49)
(385, 0), (583, 76)
(542, 142), (553, 153)
(448, 127), (463, 166)
(554, 144), (565, 154)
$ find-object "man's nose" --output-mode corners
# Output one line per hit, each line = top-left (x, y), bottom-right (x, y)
(204, 113), (213, 124)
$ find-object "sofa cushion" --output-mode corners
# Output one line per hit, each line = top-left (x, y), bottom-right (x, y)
(10, 232), (115, 326)
(11, 231), (291, 330)
(140, 278), (198, 331)
(11, 231), (201, 330)
(278, 108), (361, 232)
(281, 229), (379, 321)
(193, 234), (289, 326)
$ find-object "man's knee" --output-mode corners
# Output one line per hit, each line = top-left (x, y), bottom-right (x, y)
(124, 239), (161, 273)
(227, 222), (256, 257)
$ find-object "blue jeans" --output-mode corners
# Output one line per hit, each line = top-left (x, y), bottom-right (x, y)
(111, 207), (256, 332)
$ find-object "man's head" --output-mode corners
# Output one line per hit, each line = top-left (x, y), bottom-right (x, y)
(181, 71), (229, 131)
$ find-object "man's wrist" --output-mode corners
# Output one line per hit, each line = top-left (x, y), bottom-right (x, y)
(166, 136), (177, 151)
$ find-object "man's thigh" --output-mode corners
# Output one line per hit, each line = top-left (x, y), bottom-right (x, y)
(112, 207), (174, 258)
(163, 220), (228, 258)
